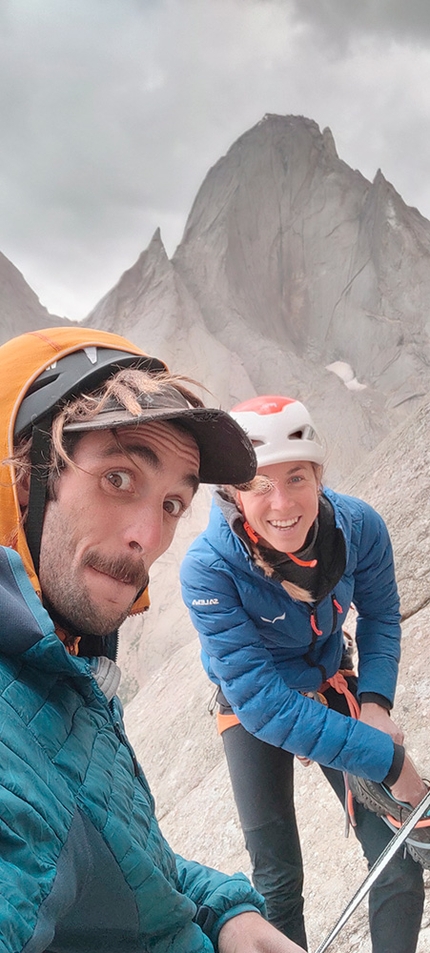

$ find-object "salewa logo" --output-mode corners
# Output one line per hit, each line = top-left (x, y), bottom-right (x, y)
(192, 598), (220, 606)
(261, 612), (286, 624)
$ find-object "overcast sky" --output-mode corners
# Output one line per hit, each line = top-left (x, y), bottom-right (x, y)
(2, 0), (430, 320)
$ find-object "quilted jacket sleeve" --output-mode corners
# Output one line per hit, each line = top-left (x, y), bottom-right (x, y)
(180, 551), (396, 783)
(175, 855), (266, 946)
(0, 701), (74, 953)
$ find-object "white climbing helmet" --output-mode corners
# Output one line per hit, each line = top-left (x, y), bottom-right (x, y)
(230, 395), (325, 468)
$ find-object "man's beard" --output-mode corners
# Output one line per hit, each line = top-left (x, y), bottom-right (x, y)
(42, 549), (149, 638)
(38, 493), (150, 640)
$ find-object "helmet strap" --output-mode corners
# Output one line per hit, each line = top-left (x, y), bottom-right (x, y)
(26, 416), (52, 578)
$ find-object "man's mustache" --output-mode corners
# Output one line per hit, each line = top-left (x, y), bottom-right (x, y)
(83, 550), (149, 591)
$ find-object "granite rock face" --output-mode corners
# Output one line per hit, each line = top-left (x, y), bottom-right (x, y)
(340, 393), (430, 621)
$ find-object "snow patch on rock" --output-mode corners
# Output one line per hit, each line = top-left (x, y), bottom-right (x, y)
(326, 360), (367, 391)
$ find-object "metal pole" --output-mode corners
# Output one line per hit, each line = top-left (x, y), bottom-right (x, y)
(314, 787), (430, 953)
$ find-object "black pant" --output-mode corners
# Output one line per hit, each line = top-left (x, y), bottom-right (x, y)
(221, 691), (424, 952)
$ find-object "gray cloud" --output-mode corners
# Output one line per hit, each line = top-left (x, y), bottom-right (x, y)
(1, 0), (430, 318)
(290, 0), (430, 47)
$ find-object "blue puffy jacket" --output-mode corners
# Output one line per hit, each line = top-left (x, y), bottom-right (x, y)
(0, 546), (265, 953)
(180, 488), (402, 783)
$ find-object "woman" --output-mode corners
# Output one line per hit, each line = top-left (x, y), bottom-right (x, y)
(180, 395), (426, 953)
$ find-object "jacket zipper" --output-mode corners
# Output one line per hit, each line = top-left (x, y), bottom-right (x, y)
(109, 698), (140, 777)
(310, 594), (343, 640)
(305, 594), (344, 682)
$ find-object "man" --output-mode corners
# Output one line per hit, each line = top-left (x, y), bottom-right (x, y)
(0, 327), (304, 953)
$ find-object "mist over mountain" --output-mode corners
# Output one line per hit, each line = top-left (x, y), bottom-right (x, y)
(6, 113), (429, 485)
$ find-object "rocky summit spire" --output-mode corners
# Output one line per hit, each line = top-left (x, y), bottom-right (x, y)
(173, 115), (370, 349)
(172, 114), (430, 417)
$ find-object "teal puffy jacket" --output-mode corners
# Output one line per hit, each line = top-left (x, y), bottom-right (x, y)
(0, 546), (265, 953)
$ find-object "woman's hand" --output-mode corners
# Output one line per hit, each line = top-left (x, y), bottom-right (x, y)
(359, 702), (404, 744)
(218, 912), (306, 953)
(359, 705), (427, 806)
(389, 755), (428, 807)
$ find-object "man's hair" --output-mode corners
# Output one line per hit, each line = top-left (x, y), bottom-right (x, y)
(9, 367), (205, 500)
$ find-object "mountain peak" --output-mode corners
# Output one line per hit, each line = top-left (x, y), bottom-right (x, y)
(322, 125), (338, 158)
(0, 251), (67, 345)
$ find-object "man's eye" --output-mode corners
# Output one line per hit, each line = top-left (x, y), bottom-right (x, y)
(106, 471), (132, 490)
(163, 498), (184, 517)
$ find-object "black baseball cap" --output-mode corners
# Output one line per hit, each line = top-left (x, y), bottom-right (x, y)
(64, 384), (257, 484)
